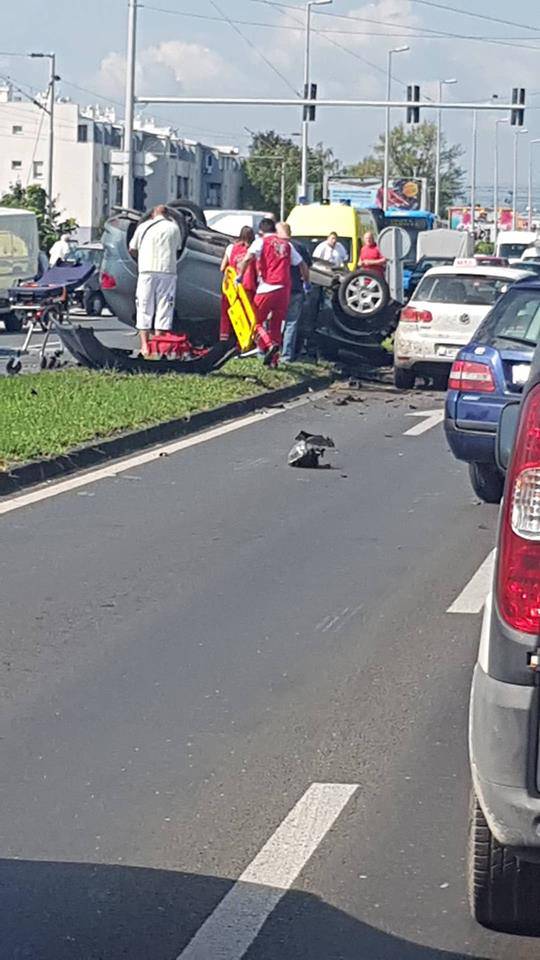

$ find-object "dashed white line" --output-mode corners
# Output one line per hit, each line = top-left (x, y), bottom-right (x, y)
(177, 782), (358, 960)
(447, 549), (495, 614)
(403, 409), (444, 436)
(0, 400), (308, 518)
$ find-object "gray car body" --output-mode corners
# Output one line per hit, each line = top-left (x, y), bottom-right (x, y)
(470, 340), (540, 857)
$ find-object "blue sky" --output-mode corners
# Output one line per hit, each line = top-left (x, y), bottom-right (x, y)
(2, 0), (540, 203)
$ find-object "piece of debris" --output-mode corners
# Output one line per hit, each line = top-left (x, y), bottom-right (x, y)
(287, 430), (335, 468)
(334, 397), (348, 406)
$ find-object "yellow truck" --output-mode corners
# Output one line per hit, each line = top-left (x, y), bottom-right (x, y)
(286, 202), (379, 271)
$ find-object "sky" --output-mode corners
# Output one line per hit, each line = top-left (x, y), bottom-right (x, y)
(2, 0), (540, 206)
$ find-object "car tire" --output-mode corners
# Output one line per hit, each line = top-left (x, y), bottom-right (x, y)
(167, 200), (207, 228)
(393, 366), (415, 390)
(337, 269), (390, 320)
(468, 791), (540, 934)
(83, 290), (105, 317)
(3, 310), (23, 333)
(468, 462), (504, 504)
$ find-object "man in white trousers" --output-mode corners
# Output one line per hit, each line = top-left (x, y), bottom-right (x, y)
(129, 205), (182, 356)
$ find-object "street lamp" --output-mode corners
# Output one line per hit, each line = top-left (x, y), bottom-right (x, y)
(300, 0), (332, 202)
(513, 127), (528, 229)
(383, 45), (409, 212)
(29, 52), (57, 217)
(528, 139), (540, 230)
(123, 0), (138, 209)
(434, 78), (457, 218)
(493, 117), (509, 236)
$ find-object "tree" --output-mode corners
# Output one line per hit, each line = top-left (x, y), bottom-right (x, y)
(0, 183), (78, 252)
(243, 131), (340, 215)
(345, 122), (465, 216)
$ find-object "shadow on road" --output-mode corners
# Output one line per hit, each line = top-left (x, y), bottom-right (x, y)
(0, 857), (491, 960)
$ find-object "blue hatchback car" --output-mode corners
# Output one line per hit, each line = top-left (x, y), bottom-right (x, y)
(444, 276), (540, 502)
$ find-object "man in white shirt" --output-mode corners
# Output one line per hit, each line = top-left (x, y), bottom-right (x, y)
(313, 231), (349, 268)
(129, 205), (182, 356)
(49, 234), (73, 267)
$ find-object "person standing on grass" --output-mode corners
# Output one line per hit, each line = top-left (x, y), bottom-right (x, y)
(219, 225), (256, 341)
(276, 222), (311, 363)
(237, 218), (309, 366)
(129, 205), (182, 357)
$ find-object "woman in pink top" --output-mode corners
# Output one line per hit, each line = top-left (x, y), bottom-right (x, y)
(358, 231), (386, 277)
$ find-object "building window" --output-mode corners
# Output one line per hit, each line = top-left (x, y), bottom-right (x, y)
(77, 125), (88, 143)
(12, 125), (23, 135)
(11, 160), (22, 171)
(33, 161), (44, 180)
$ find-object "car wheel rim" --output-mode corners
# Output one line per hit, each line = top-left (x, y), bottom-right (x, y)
(345, 277), (384, 314)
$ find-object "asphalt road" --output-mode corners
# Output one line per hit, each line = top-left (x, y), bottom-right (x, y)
(1, 384), (536, 959)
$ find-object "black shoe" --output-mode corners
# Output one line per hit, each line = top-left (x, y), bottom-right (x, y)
(263, 344), (279, 367)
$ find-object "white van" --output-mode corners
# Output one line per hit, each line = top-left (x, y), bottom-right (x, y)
(0, 207), (39, 331)
(495, 230), (538, 264)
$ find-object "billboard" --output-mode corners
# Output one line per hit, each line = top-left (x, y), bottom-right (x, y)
(328, 177), (426, 211)
(449, 206), (525, 232)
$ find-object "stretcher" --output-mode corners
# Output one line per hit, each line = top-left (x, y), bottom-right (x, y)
(5, 263), (95, 373)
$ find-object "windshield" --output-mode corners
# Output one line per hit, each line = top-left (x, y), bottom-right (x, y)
(478, 287), (540, 346)
(70, 247), (102, 266)
(499, 242), (530, 259)
(384, 218), (430, 266)
(413, 273), (512, 306)
(295, 235), (351, 259)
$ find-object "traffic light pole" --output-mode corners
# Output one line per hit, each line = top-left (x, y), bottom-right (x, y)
(136, 96), (520, 112)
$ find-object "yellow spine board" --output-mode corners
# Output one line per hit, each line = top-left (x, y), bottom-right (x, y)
(222, 266), (257, 352)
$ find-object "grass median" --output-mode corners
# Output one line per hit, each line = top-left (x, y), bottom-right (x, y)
(0, 359), (331, 469)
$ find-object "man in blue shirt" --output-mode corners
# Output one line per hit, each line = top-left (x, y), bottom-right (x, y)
(276, 222), (311, 363)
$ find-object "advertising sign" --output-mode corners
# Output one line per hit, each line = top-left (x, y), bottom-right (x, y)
(449, 206), (523, 233)
(328, 177), (426, 211)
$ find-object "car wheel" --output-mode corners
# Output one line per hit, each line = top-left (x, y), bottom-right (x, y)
(468, 462), (504, 504)
(468, 791), (540, 934)
(3, 310), (23, 333)
(393, 366), (415, 390)
(83, 290), (104, 317)
(337, 269), (390, 320)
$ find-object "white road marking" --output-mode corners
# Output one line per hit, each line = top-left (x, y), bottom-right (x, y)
(177, 782), (358, 960)
(447, 550), (495, 614)
(0, 401), (307, 518)
(403, 409), (444, 436)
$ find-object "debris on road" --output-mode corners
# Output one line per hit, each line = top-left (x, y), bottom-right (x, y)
(287, 430), (335, 468)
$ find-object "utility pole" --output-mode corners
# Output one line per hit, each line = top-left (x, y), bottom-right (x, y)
(493, 118), (508, 239)
(470, 110), (477, 238)
(123, 0), (138, 209)
(30, 52), (57, 217)
(383, 46), (409, 211)
(528, 139), (540, 230)
(435, 78), (456, 218)
(513, 127), (528, 229)
(300, 0), (331, 201)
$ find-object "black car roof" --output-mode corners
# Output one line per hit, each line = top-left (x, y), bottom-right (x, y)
(512, 276), (540, 288)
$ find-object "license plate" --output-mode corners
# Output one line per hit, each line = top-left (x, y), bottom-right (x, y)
(512, 363), (530, 385)
(436, 345), (459, 359)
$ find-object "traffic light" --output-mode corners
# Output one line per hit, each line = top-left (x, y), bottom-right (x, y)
(511, 87), (526, 126)
(406, 85), (420, 124)
(303, 82), (317, 122)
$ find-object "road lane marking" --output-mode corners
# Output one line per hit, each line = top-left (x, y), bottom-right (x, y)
(177, 782), (358, 960)
(447, 549), (495, 614)
(0, 401), (308, 518)
(403, 409), (444, 436)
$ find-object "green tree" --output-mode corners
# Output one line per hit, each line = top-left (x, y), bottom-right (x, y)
(345, 121), (465, 216)
(243, 131), (340, 216)
(0, 183), (78, 252)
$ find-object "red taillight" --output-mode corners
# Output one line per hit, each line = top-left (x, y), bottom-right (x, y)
(448, 359), (495, 393)
(100, 272), (116, 290)
(497, 385), (540, 634)
(400, 306), (432, 323)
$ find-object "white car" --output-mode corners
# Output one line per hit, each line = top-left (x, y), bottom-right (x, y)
(393, 263), (531, 389)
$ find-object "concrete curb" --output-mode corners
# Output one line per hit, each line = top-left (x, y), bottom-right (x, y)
(0, 374), (333, 497)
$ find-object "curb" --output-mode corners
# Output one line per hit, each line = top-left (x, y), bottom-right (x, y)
(0, 374), (333, 497)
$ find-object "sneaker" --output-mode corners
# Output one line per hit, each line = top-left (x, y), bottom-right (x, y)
(262, 344), (280, 367)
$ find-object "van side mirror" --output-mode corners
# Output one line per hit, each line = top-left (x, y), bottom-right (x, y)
(496, 401), (521, 472)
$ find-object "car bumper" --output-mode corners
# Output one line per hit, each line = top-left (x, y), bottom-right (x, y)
(470, 661), (540, 851)
(394, 328), (468, 369)
(444, 417), (496, 463)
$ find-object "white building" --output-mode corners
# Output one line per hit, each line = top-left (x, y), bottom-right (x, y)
(0, 84), (243, 242)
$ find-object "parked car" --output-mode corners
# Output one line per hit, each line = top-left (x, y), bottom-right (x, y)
(468, 340), (540, 934)
(495, 229), (538, 264)
(67, 242), (107, 316)
(444, 276), (540, 502)
(393, 263), (530, 389)
(0, 207), (39, 332)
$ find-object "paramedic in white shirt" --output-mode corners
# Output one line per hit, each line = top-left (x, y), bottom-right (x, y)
(129, 205), (182, 356)
(49, 234), (73, 267)
(312, 231), (348, 268)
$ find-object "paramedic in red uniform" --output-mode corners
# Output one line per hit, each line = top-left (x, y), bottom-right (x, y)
(219, 225), (256, 340)
(238, 218), (309, 365)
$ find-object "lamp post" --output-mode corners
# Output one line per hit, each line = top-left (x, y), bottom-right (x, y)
(513, 127), (528, 229)
(29, 52), (57, 217)
(493, 117), (509, 237)
(383, 45), (409, 211)
(528, 139), (540, 230)
(434, 78), (456, 217)
(122, 0), (138, 209)
(470, 110), (478, 237)
(300, 0), (332, 202)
